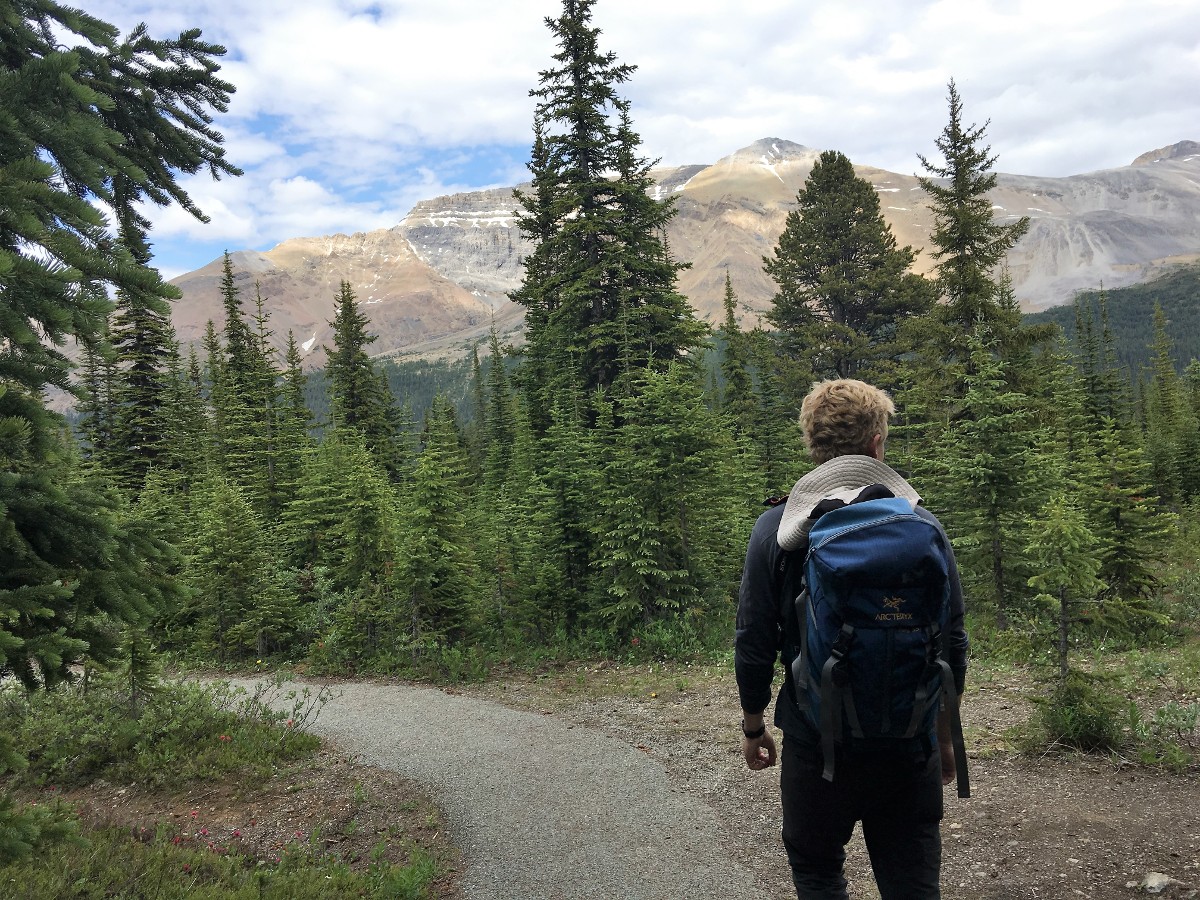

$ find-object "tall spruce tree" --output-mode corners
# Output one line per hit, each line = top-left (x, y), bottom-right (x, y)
(209, 263), (282, 515)
(325, 280), (404, 478)
(106, 230), (177, 489)
(482, 325), (515, 493)
(718, 273), (755, 428)
(405, 397), (477, 650)
(920, 326), (1043, 629)
(274, 331), (315, 503)
(1, 1), (236, 684)
(512, 0), (705, 413)
(917, 81), (1030, 332)
(764, 149), (933, 387)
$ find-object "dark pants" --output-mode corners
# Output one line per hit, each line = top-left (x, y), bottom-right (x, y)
(780, 728), (944, 900)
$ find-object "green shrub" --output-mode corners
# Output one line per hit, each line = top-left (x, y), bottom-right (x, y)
(1026, 671), (1125, 753)
(1127, 699), (1199, 771)
(0, 675), (321, 791)
(0, 822), (440, 899)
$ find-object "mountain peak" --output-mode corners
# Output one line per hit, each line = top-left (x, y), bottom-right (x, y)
(1131, 140), (1200, 166)
(722, 138), (821, 164)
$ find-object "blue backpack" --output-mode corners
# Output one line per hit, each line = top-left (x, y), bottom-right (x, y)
(787, 486), (969, 797)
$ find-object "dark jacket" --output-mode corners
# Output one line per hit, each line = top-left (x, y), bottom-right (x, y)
(734, 499), (968, 736)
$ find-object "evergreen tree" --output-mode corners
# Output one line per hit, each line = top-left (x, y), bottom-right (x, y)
(1026, 494), (1106, 680)
(122, 626), (161, 718)
(218, 252), (257, 376)
(537, 385), (603, 635)
(592, 365), (755, 633)
(182, 475), (289, 661)
(917, 80), (1030, 331)
(483, 325), (516, 493)
(1035, 332), (1171, 632)
(325, 280), (404, 478)
(106, 233), (177, 489)
(321, 436), (406, 664)
(464, 343), (487, 472)
(764, 149), (933, 386)
(718, 273), (755, 429)
(274, 331), (315, 504)
(1069, 287), (1129, 427)
(202, 318), (231, 470)
(157, 344), (208, 490)
(485, 398), (563, 643)
(1089, 419), (1173, 631)
(512, 0), (706, 411)
(1143, 303), (1200, 503)
(0, 0), (236, 727)
(208, 266), (282, 515)
(745, 328), (810, 498)
(1096, 292), (1129, 422)
(920, 326), (1043, 629)
(405, 397), (477, 650)
(77, 325), (118, 468)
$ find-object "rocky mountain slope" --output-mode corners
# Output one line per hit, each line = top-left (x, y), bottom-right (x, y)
(169, 138), (1200, 366)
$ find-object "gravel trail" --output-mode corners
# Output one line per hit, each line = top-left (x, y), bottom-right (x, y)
(242, 679), (757, 900)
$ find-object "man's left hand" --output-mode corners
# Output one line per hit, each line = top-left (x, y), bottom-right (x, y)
(743, 730), (777, 770)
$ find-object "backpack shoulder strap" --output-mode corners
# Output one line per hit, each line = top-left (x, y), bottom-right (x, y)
(775, 538), (812, 713)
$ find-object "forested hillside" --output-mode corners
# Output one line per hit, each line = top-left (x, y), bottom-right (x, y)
(1026, 265), (1200, 375)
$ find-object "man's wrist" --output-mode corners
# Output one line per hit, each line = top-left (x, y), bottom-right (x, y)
(741, 715), (766, 739)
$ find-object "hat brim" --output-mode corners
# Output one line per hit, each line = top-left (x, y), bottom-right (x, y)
(777, 455), (921, 551)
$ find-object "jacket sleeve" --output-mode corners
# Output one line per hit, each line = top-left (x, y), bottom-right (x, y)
(734, 507), (785, 715)
(917, 505), (969, 694)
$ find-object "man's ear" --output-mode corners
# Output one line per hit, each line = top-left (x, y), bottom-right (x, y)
(869, 432), (885, 461)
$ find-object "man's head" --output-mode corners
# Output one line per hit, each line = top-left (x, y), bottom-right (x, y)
(799, 379), (895, 464)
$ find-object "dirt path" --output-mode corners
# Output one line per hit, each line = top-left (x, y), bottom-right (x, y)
(239, 678), (759, 900)
(237, 668), (1200, 900)
(459, 665), (1200, 900)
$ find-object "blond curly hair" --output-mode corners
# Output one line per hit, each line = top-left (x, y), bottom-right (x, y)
(799, 379), (895, 464)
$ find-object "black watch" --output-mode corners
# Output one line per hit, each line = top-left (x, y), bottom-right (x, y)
(741, 719), (766, 739)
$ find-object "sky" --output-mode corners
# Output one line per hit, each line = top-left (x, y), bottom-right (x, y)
(83, 0), (1200, 281)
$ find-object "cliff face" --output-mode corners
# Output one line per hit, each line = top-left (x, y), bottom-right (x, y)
(171, 228), (507, 368)
(170, 139), (1200, 364)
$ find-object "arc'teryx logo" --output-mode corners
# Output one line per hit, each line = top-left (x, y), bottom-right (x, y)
(876, 596), (913, 622)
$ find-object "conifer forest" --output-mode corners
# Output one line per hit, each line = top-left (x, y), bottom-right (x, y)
(3, 0), (1200, 873)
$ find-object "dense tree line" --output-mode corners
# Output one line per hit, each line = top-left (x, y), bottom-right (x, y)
(1027, 266), (1200, 375)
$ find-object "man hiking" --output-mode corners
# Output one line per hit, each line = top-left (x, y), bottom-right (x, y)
(735, 378), (969, 899)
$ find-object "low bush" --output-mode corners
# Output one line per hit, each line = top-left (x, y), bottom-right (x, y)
(1023, 670), (1126, 754)
(0, 674), (322, 791)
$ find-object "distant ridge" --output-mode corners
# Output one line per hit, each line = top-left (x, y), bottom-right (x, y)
(1025, 264), (1200, 374)
(1132, 140), (1200, 166)
(170, 137), (1200, 366)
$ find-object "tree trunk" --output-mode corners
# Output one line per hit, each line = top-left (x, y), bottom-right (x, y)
(992, 528), (1009, 630)
(1058, 587), (1070, 682)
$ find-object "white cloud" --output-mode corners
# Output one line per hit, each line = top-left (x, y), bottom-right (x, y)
(84, 0), (1199, 276)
